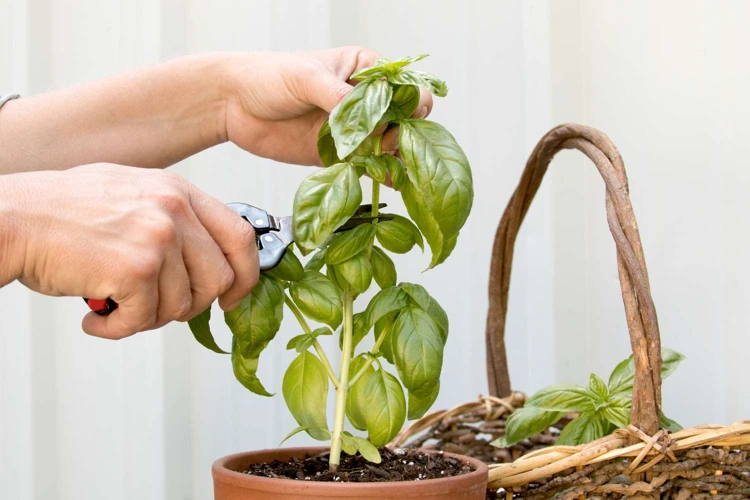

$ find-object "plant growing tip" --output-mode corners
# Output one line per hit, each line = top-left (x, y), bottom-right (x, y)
(188, 54), (473, 472)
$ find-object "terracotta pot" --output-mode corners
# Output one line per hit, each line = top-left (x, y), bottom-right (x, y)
(212, 446), (488, 500)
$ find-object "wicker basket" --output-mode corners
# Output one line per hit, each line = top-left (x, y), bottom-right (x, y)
(391, 124), (750, 498)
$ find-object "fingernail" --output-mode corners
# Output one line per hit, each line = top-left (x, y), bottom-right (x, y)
(415, 106), (428, 118)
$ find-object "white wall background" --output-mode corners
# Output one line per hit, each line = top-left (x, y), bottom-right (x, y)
(2, 0), (749, 498)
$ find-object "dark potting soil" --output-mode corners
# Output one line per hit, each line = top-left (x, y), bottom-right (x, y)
(242, 447), (475, 483)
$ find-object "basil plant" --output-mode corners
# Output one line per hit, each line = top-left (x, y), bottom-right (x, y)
(188, 55), (473, 471)
(492, 348), (685, 448)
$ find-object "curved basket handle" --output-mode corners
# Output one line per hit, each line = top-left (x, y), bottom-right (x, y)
(485, 123), (663, 435)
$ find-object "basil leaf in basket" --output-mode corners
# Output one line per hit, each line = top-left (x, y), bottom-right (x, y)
(493, 407), (566, 448)
(555, 413), (608, 446)
(660, 413), (683, 433)
(524, 384), (598, 413)
(608, 348), (686, 397)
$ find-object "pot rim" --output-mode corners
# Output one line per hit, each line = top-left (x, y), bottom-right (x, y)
(212, 446), (489, 493)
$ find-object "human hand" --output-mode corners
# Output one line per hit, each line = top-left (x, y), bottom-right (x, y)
(222, 46), (435, 166)
(1, 164), (258, 339)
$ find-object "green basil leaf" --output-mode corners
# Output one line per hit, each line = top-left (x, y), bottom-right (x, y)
(525, 384), (598, 412)
(304, 248), (328, 272)
(293, 162), (363, 255)
(408, 381), (440, 420)
(391, 69), (448, 97)
(335, 252), (373, 294)
(383, 154), (407, 190)
(376, 84), (421, 127)
(325, 224), (376, 265)
(396, 282), (448, 343)
(660, 412), (682, 433)
(353, 437), (382, 463)
(340, 432), (358, 455)
(232, 337), (272, 397)
(364, 286), (410, 329)
(286, 334), (307, 351)
(282, 351), (330, 441)
(289, 271), (343, 330)
(350, 66), (388, 81)
(398, 282), (431, 310)
(295, 336), (314, 353)
(352, 55), (428, 82)
(264, 248), (304, 282)
(352, 155), (388, 184)
(350, 134), (380, 158)
(400, 178), (447, 268)
(371, 246), (397, 288)
(326, 265), (348, 293)
(361, 368), (406, 446)
(389, 54), (429, 70)
(225, 274), (285, 354)
(601, 404), (631, 429)
(375, 312), (397, 363)
(280, 425), (330, 446)
(556, 413), (607, 446)
(349, 312), (370, 350)
(317, 119), (341, 167)
(311, 327), (332, 338)
(376, 215), (424, 254)
(589, 374), (609, 402)
(389, 84), (421, 119)
(347, 354), (375, 431)
(498, 407), (566, 448)
(188, 307), (228, 354)
(365, 157), (387, 184)
(660, 348), (687, 380)
(490, 436), (509, 449)
(390, 306), (444, 396)
(398, 119), (473, 239)
(426, 299), (449, 344)
(609, 348), (686, 397)
(329, 79), (393, 158)
(607, 356), (634, 396)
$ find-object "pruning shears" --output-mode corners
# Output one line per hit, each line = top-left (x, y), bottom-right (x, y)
(83, 203), (391, 316)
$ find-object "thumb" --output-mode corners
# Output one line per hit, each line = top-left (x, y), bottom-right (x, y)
(302, 69), (354, 114)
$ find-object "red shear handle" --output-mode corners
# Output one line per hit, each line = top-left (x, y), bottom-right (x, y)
(83, 297), (119, 316)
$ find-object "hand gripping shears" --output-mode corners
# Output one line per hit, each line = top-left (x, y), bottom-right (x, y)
(83, 203), (391, 316)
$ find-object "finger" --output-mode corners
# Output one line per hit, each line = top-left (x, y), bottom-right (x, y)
(187, 187), (259, 311)
(303, 46), (383, 113)
(301, 69), (354, 114)
(153, 246), (192, 327)
(82, 280), (159, 340)
(383, 126), (400, 153)
(414, 88), (434, 120)
(315, 46), (382, 80)
(182, 221), (237, 315)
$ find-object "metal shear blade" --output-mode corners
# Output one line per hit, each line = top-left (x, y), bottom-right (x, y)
(227, 203), (393, 271)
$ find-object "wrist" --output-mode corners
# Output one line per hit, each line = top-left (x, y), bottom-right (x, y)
(160, 53), (237, 149)
(189, 53), (243, 147)
(0, 174), (28, 286)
